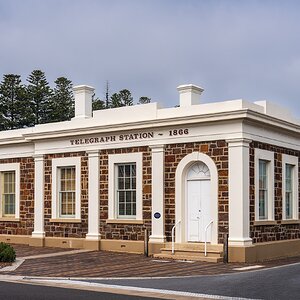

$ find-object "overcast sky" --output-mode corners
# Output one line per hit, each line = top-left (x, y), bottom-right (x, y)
(0, 0), (300, 116)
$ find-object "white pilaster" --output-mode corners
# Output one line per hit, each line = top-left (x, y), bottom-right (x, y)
(149, 145), (166, 243)
(32, 155), (45, 238)
(227, 138), (252, 246)
(86, 150), (101, 240)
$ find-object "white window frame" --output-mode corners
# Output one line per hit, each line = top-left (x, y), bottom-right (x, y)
(0, 163), (20, 219)
(255, 149), (274, 221)
(108, 153), (143, 220)
(282, 154), (299, 220)
(51, 157), (81, 220)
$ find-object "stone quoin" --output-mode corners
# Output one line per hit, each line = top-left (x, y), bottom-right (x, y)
(0, 83), (299, 262)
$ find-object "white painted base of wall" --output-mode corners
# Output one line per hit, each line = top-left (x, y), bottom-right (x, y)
(86, 234), (101, 241)
(31, 232), (45, 238)
(149, 235), (166, 243)
(228, 238), (253, 246)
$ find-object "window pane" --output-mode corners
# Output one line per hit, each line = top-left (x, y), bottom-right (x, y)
(125, 165), (131, 177)
(125, 178), (131, 189)
(132, 177), (136, 189)
(119, 203), (125, 215)
(131, 165), (136, 176)
(126, 203), (132, 215)
(118, 177), (124, 189)
(118, 165), (124, 177)
(286, 192), (292, 219)
(118, 191), (125, 203)
(61, 168), (66, 180)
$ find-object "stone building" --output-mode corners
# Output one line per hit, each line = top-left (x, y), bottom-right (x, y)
(0, 84), (299, 262)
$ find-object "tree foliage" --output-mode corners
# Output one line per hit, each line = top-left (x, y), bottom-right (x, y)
(138, 96), (151, 104)
(26, 70), (52, 125)
(50, 77), (74, 122)
(0, 74), (28, 130)
(110, 89), (133, 108)
(0, 71), (151, 131)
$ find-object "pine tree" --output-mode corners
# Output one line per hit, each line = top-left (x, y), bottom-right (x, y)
(110, 92), (122, 108)
(119, 89), (133, 106)
(27, 70), (52, 125)
(0, 74), (28, 130)
(92, 93), (106, 111)
(110, 89), (133, 108)
(138, 96), (151, 104)
(50, 77), (74, 122)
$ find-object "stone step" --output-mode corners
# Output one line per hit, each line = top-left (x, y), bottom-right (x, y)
(164, 242), (223, 252)
(153, 253), (223, 263)
(160, 248), (223, 258)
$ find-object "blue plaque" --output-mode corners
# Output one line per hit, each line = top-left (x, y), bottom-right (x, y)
(154, 212), (161, 219)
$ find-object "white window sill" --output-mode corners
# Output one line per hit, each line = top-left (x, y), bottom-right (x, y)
(106, 219), (144, 225)
(253, 220), (277, 226)
(49, 218), (81, 223)
(0, 217), (20, 222)
(281, 219), (300, 225)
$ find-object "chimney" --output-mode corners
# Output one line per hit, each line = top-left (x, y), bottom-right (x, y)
(73, 85), (94, 119)
(177, 84), (204, 107)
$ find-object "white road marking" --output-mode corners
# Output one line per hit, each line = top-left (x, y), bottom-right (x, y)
(24, 278), (260, 300)
(233, 265), (264, 271)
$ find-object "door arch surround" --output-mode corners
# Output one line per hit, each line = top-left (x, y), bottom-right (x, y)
(175, 152), (218, 244)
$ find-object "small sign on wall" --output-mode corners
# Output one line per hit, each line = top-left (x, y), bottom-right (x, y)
(154, 212), (161, 219)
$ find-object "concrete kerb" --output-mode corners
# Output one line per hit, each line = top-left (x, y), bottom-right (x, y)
(0, 276), (251, 300)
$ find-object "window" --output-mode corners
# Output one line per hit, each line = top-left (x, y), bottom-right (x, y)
(259, 160), (268, 220)
(59, 166), (76, 217)
(285, 164), (293, 219)
(0, 163), (20, 219)
(1, 171), (16, 216)
(255, 149), (274, 221)
(52, 157), (81, 220)
(282, 154), (298, 220)
(108, 153), (142, 220)
(116, 164), (136, 218)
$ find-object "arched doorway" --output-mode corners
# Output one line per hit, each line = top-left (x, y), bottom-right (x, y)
(186, 162), (211, 242)
(175, 152), (218, 244)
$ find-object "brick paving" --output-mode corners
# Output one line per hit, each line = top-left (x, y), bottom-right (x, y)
(1, 244), (299, 278)
(12, 244), (74, 258)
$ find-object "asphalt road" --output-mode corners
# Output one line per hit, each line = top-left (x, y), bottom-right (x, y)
(0, 281), (160, 300)
(84, 262), (300, 300)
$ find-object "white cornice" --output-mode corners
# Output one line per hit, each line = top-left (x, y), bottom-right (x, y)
(20, 109), (299, 142)
(0, 108), (298, 147)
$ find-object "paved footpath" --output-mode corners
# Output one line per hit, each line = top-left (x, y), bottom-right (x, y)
(1, 244), (299, 278)
(0, 245), (300, 299)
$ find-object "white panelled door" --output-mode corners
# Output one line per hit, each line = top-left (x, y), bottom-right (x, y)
(187, 162), (211, 242)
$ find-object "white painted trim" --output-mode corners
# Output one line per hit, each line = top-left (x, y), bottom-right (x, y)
(149, 145), (165, 243)
(255, 149), (275, 221)
(227, 138), (252, 246)
(175, 152), (218, 244)
(32, 155), (45, 238)
(282, 154), (299, 220)
(0, 163), (20, 219)
(86, 151), (101, 240)
(108, 152), (143, 221)
(51, 157), (81, 220)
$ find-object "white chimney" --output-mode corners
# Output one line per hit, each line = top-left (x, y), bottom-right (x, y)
(73, 85), (94, 119)
(177, 84), (204, 107)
